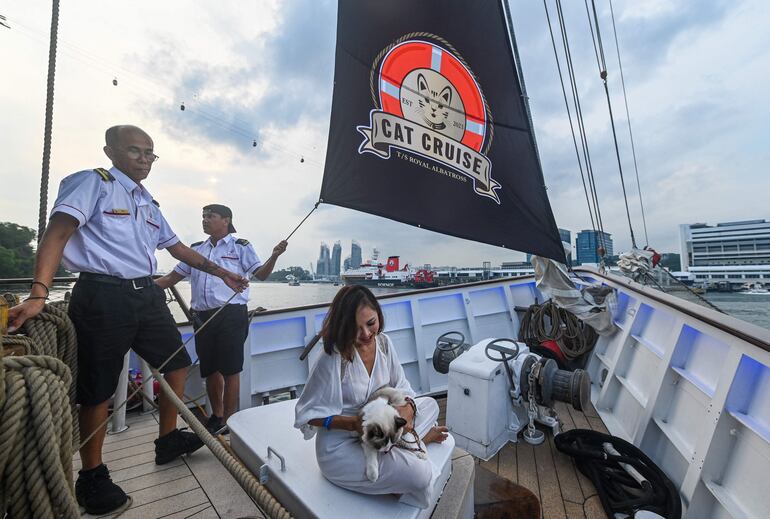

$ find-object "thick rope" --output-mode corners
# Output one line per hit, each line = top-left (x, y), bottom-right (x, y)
(0, 353), (78, 518)
(518, 300), (598, 364)
(151, 367), (293, 519)
(21, 303), (79, 446)
(38, 0), (61, 242)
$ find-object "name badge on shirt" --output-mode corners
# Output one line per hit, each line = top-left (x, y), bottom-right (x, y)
(104, 208), (131, 216)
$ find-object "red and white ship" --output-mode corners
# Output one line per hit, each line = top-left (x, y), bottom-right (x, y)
(341, 252), (436, 288)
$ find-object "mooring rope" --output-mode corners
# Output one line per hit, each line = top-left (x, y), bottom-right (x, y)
(151, 367), (293, 519)
(0, 351), (78, 518)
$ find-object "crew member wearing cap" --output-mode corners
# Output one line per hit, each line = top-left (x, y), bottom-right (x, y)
(7, 125), (250, 515)
(156, 204), (287, 434)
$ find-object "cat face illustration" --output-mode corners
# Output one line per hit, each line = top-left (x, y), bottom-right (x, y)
(400, 69), (465, 141)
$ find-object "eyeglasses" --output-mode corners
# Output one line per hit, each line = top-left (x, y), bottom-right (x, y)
(118, 146), (160, 162)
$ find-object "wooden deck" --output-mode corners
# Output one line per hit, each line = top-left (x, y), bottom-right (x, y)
(73, 412), (263, 519)
(72, 396), (610, 518)
(436, 397), (609, 519)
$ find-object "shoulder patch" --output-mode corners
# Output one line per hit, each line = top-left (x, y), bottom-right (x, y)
(151, 199), (160, 207)
(190, 241), (204, 247)
(93, 168), (114, 181)
(235, 238), (250, 246)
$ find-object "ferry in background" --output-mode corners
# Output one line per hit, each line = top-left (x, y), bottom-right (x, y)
(341, 251), (437, 288)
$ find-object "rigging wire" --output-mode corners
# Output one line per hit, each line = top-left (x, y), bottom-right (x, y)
(608, 0), (649, 246)
(585, 0), (638, 249)
(7, 15), (325, 167)
(553, 0), (608, 252)
(542, 0), (597, 234)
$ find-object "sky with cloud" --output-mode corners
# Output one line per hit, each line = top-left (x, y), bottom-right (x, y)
(1, 0), (768, 273)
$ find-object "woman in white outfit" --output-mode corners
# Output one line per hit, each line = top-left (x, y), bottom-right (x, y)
(294, 285), (449, 508)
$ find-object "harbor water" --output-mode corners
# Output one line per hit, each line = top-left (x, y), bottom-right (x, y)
(12, 280), (770, 331)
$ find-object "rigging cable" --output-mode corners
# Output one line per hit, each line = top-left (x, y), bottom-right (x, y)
(542, 0), (597, 234)
(553, 0), (608, 252)
(608, 0), (649, 246)
(8, 16), (323, 167)
(586, 0), (638, 249)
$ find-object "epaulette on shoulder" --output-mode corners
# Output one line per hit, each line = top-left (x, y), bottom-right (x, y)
(152, 199), (160, 207)
(235, 238), (250, 246)
(190, 241), (204, 247)
(93, 168), (114, 181)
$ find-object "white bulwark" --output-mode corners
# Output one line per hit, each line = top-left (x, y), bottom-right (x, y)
(679, 219), (770, 287)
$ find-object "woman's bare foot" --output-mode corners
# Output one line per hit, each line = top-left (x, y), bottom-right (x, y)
(423, 426), (449, 445)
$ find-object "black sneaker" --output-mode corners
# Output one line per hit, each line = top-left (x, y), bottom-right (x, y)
(154, 428), (205, 465)
(206, 415), (229, 435)
(75, 464), (130, 515)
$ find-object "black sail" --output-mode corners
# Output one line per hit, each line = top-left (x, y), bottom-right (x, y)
(320, 0), (564, 261)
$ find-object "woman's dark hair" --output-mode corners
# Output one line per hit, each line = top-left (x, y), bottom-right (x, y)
(321, 285), (385, 360)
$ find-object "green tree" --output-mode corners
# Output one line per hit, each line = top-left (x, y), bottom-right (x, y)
(267, 266), (312, 281)
(0, 222), (69, 278)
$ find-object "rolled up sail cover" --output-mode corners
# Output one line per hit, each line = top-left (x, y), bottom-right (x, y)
(320, 0), (565, 261)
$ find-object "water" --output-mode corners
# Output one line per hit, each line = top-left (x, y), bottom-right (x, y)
(9, 280), (770, 331)
(674, 290), (770, 331)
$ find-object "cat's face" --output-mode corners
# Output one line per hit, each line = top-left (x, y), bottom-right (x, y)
(361, 398), (407, 451)
(400, 69), (465, 141)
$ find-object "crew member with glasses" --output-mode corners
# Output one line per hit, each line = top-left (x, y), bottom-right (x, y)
(8, 124), (249, 515)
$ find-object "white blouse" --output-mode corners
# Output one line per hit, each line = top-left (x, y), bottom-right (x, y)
(294, 333), (415, 439)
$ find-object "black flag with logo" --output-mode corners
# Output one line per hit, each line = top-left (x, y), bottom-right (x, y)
(320, 0), (564, 261)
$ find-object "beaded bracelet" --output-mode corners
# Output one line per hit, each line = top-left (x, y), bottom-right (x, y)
(323, 416), (334, 429)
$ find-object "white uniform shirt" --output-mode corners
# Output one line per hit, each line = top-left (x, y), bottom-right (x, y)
(174, 233), (262, 311)
(50, 166), (179, 279)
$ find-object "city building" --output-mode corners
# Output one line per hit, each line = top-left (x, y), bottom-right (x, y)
(575, 230), (613, 265)
(679, 220), (770, 286)
(343, 257), (351, 271)
(316, 242), (330, 277)
(331, 241), (342, 276)
(351, 240), (362, 269)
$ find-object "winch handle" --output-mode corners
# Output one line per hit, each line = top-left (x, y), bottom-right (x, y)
(435, 331), (466, 351)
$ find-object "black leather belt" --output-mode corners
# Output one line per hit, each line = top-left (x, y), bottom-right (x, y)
(78, 272), (154, 289)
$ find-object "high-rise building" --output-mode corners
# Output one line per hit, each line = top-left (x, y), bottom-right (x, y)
(575, 230), (613, 265)
(343, 257), (351, 272)
(351, 240), (362, 269)
(331, 241), (342, 276)
(316, 242), (331, 276)
(679, 220), (770, 286)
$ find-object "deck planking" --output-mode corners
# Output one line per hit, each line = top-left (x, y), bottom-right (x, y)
(73, 395), (609, 518)
(77, 412), (264, 519)
(436, 396), (609, 519)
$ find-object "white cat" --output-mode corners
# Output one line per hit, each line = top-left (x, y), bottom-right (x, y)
(359, 386), (427, 482)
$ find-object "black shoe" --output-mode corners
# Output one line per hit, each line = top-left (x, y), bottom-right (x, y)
(75, 464), (129, 515)
(154, 428), (205, 465)
(206, 415), (229, 435)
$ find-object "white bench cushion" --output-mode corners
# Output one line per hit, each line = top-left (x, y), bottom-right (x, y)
(229, 399), (454, 519)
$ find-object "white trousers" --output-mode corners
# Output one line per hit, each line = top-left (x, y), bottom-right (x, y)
(315, 397), (439, 508)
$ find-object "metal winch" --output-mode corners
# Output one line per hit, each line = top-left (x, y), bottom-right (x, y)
(439, 336), (590, 460)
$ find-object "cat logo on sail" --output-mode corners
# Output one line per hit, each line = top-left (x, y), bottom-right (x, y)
(357, 34), (501, 204)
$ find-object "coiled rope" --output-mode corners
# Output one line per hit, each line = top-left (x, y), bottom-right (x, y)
(518, 300), (598, 365)
(0, 351), (78, 518)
